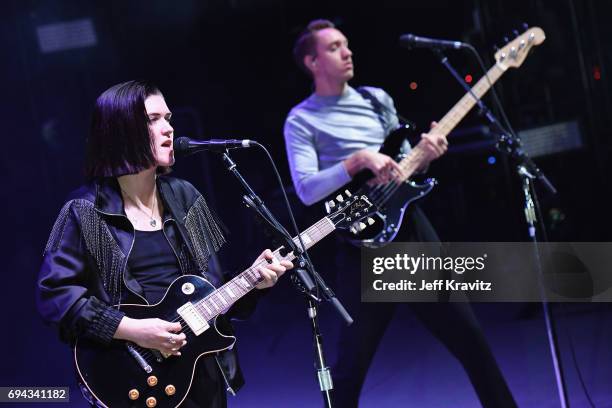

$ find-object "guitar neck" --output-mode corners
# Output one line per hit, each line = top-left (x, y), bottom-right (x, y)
(436, 63), (505, 137)
(194, 216), (336, 319)
(398, 63), (506, 175)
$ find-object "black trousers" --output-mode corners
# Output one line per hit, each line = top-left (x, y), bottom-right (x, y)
(331, 206), (517, 408)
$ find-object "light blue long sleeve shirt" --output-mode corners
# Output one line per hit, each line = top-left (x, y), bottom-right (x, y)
(284, 86), (407, 206)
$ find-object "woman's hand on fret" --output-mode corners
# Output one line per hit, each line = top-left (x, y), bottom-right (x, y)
(254, 249), (293, 289)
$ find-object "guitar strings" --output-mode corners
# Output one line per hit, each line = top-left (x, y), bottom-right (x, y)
(368, 148), (428, 208)
(147, 260), (276, 358)
(134, 232), (298, 362)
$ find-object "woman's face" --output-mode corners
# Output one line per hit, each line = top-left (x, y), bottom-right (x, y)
(145, 94), (175, 168)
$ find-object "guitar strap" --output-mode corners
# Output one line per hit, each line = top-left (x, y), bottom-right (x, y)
(356, 86), (416, 132)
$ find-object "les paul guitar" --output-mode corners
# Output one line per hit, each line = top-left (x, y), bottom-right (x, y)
(74, 192), (372, 408)
(326, 27), (546, 248)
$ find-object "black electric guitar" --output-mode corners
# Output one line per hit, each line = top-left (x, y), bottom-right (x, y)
(326, 27), (546, 248)
(74, 192), (372, 408)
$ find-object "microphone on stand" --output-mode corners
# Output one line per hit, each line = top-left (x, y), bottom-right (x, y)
(399, 33), (468, 50)
(174, 137), (253, 155)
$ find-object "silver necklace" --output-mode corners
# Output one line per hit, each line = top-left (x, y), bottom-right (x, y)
(121, 187), (159, 228)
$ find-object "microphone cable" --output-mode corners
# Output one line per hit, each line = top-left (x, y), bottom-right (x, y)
(250, 141), (321, 299)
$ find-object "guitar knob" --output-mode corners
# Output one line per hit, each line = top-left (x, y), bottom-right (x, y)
(165, 385), (176, 396)
(147, 376), (158, 387)
(359, 222), (367, 231)
(344, 190), (352, 197)
(367, 217), (375, 225)
(128, 389), (139, 400)
(146, 396), (157, 407)
(336, 195), (344, 203)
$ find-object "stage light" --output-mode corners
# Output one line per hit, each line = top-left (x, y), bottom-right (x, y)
(593, 66), (601, 81)
(409, 81), (418, 90)
(487, 156), (496, 165)
(464, 74), (473, 84)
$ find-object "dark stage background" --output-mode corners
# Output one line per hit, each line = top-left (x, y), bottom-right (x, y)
(3, 0), (612, 406)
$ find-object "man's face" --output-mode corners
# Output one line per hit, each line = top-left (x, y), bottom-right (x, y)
(311, 27), (354, 83)
(145, 94), (175, 168)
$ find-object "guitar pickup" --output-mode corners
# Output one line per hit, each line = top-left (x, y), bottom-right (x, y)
(177, 302), (210, 336)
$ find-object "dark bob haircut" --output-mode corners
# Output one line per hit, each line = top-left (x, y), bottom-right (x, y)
(85, 80), (170, 179)
(293, 19), (335, 76)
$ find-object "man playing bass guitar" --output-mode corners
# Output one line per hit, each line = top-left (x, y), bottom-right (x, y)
(284, 19), (517, 407)
(37, 80), (293, 408)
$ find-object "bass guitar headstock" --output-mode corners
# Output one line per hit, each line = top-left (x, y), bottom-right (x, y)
(495, 26), (545, 71)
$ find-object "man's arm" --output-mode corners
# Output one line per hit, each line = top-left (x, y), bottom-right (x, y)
(284, 115), (405, 206)
(284, 117), (352, 206)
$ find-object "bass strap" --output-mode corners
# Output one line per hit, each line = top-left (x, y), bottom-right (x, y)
(356, 86), (416, 132)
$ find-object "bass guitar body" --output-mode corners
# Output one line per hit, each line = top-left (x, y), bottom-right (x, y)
(327, 125), (436, 248)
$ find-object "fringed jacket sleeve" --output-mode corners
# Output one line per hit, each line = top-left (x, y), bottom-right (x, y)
(183, 191), (261, 320)
(37, 200), (124, 345)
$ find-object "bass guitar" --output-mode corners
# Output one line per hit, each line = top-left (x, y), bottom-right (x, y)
(326, 27), (546, 248)
(75, 192), (372, 407)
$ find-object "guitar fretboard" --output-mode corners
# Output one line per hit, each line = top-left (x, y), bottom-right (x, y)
(398, 63), (506, 177)
(191, 216), (336, 321)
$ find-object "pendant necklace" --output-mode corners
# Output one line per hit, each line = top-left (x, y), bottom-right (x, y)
(121, 187), (158, 228)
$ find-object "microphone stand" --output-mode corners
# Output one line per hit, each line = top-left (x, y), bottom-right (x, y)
(221, 151), (353, 407)
(432, 48), (568, 408)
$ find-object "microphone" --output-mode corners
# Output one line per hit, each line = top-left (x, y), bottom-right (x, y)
(174, 137), (253, 154)
(399, 33), (467, 50)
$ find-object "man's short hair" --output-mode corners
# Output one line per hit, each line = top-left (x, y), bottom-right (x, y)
(293, 19), (335, 76)
(85, 80), (171, 179)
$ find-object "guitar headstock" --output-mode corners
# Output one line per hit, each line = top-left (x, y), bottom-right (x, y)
(325, 190), (374, 232)
(495, 26), (545, 70)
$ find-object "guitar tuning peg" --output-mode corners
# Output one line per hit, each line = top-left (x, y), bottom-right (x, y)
(367, 217), (375, 226)
(344, 190), (352, 197)
(358, 222), (367, 231)
(513, 29), (519, 38)
(503, 36), (509, 44)
(324, 200), (335, 214)
(522, 22), (529, 30)
(350, 225), (358, 235)
(493, 45), (500, 52)
(336, 194), (344, 203)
